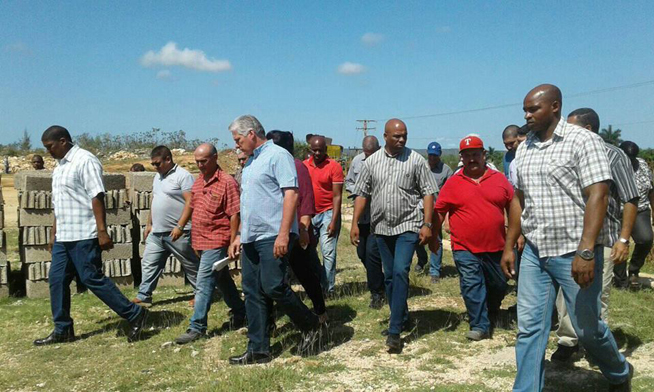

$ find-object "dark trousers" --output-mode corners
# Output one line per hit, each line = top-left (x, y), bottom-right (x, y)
(614, 208), (653, 286)
(288, 240), (326, 315)
(452, 250), (507, 333)
(241, 237), (318, 353)
(50, 239), (142, 334)
(376, 232), (420, 335)
(357, 224), (384, 296)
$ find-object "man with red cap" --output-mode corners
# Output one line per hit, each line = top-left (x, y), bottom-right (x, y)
(431, 135), (514, 341)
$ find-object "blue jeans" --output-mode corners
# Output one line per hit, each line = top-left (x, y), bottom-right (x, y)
(452, 250), (507, 333)
(416, 235), (443, 277)
(241, 237), (318, 353)
(356, 224), (384, 295)
(376, 232), (420, 335)
(50, 239), (142, 333)
(311, 209), (340, 293)
(189, 248), (246, 333)
(513, 242), (629, 391)
(137, 231), (200, 301)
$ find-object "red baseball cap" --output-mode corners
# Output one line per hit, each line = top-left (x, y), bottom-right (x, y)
(459, 136), (484, 152)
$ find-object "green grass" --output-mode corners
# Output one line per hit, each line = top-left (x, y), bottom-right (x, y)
(1, 223), (653, 391)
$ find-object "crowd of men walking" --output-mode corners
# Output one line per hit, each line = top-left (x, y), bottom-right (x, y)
(31, 83), (653, 392)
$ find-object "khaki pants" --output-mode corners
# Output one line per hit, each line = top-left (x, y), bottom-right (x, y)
(556, 247), (613, 347)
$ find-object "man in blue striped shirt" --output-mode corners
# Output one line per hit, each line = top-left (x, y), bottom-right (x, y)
(227, 115), (321, 365)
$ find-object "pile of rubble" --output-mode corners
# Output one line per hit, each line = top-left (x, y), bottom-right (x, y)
(108, 151), (139, 160)
(1, 155), (56, 173)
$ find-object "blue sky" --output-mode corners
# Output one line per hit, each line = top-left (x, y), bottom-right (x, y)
(2, 1), (653, 150)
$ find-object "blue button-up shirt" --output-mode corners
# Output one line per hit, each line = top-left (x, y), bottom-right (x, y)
(240, 140), (299, 243)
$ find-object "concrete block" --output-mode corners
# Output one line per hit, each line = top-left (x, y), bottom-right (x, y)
(0, 262), (9, 286)
(107, 224), (133, 243)
(21, 226), (53, 246)
(0, 210), (4, 229)
(25, 280), (50, 298)
(101, 244), (133, 261)
(15, 171), (52, 191)
(111, 275), (133, 288)
(19, 209), (54, 227)
(21, 245), (51, 263)
(0, 285), (9, 299)
(126, 172), (155, 192)
(107, 207), (131, 226)
(19, 191), (52, 209)
(137, 210), (150, 226)
(103, 173), (126, 191)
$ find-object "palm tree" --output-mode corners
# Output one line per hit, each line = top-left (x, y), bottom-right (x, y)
(599, 125), (622, 146)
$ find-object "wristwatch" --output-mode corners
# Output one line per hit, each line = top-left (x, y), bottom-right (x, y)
(422, 222), (433, 229)
(618, 237), (630, 245)
(576, 248), (594, 261)
(177, 224), (184, 231)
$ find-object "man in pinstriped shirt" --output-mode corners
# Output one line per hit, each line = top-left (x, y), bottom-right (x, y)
(501, 85), (633, 391)
(350, 118), (438, 353)
(552, 108), (639, 362)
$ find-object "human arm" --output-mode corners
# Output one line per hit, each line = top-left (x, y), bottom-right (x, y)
(49, 217), (57, 252)
(171, 190), (193, 241)
(350, 195), (367, 246)
(572, 182), (609, 288)
(429, 211), (445, 253)
(92, 193), (114, 251)
(419, 194), (434, 245)
(328, 183), (343, 237)
(274, 188), (298, 259)
(501, 190), (524, 279)
(612, 199), (638, 264)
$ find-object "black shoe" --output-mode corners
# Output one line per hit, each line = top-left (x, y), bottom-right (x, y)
(34, 328), (76, 346)
(127, 308), (149, 343)
(230, 314), (247, 330)
(369, 294), (384, 310)
(628, 274), (641, 291)
(386, 334), (402, 353)
(414, 264), (424, 274)
(609, 362), (634, 392)
(551, 344), (579, 362)
(381, 320), (411, 336)
(228, 351), (272, 365)
(175, 329), (205, 345)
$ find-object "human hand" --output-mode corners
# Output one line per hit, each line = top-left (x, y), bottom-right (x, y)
(350, 225), (360, 246)
(610, 242), (629, 265)
(571, 255), (595, 289)
(273, 233), (290, 259)
(170, 226), (183, 242)
(500, 249), (516, 279)
(419, 226), (432, 246)
(98, 230), (114, 251)
(228, 236), (241, 259)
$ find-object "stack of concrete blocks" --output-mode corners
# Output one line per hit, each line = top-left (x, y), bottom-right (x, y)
(16, 171), (135, 298)
(127, 172), (185, 287)
(0, 174), (9, 297)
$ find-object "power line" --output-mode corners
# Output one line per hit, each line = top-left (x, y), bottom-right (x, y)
(377, 79), (654, 122)
(356, 119), (376, 137)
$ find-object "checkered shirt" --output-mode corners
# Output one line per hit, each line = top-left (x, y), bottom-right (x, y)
(634, 157), (653, 212)
(52, 145), (106, 242)
(603, 143), (639, 246)
(514, 118), (612, 257)
(190, 169), (240, 250)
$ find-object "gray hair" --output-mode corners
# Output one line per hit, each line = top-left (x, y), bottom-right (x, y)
(229, 115), (265, 139)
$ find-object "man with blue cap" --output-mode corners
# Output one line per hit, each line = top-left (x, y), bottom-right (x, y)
(415, 142), (454, 283)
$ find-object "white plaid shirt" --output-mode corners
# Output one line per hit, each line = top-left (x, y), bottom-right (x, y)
(52, 145), (106, 242)
(514, 118), (612, 257)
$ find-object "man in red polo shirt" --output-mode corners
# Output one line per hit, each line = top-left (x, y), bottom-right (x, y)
(304, 135), (344, 295)
(175, 143), (246, 344)
(431, 136), (513, 341)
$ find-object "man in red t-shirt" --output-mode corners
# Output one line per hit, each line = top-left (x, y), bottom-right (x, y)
(304, 136), (344, 294)
(432, 136), (513, 341)
(175, 143), (246, 345)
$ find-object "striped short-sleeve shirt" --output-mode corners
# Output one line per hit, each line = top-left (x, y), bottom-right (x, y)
(353, 147), (439, 236)
(514, 118), (612, 257)
(634, 157), (653, 212)
(52, 145), (106, 242)
(604, 143), (639, 246)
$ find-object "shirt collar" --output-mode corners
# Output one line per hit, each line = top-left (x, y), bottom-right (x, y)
(59, 144), (80, 164)
(383, 146), (407, 158)
(457, 167), (495, 184)
(161, 163), (178, 179)
(307, 155), (331, 167)
(204, 168), (223, 185)
(252, 140), (271, 159)
(526, 117), (567, 147)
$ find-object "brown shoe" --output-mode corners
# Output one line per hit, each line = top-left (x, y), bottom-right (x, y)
(189, 298), (195, 308)
(131, 297), (152, 307)
(628, 274), (640, 290)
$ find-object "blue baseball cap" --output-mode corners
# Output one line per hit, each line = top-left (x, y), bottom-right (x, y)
(427, 142), (442, 156)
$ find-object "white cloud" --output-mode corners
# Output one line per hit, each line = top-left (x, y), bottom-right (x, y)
(338, 62), (366, 75)
(140, 42), (232, 72)
(438, 26), (452, 33)
(156, 70), (172, 80)
(5, 41), (31, 55)
(361, 32), (384, 46)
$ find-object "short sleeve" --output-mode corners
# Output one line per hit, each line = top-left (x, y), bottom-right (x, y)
(180, 171), (195, 192)
(331, 161), (344, 184)
(274, 151), (298, 189)
(297, 164), (316, 217)
(223, 176), (241, 217)
(352, 160), (372, 198)
(81, 157), (105, 199)
(434, 179), (454, 214)
(577, 133), (612, 189)
(611, 150), (639, 203)
(416, 157), (439, 197)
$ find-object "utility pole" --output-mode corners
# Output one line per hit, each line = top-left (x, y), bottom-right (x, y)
(356, 120), (376, 137)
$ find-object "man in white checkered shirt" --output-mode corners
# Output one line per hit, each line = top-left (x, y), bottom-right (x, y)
(34, 126), (148, 346)
(500, 85), (633, 392)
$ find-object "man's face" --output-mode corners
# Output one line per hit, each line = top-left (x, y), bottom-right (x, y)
(232, 130), (256, 155)
(503, 136), (519, 152)
(460, 148), (486, 174)
(384, 128), (407, 153)
(151, 155), (173, 175)
(428, 154), (440, 169)
(42, 138), (68, 160)
(310, 139), (328, 164)
(523, 95), (557, 133)
(237, 153), (248, 168)
(517, 134), (527, 144)
(566, 115), (594, 133)
(32, 157), (44, 170)
(195, 150), (218, 176)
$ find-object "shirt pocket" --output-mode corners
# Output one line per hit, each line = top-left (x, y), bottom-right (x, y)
(546, 160), (577, 189)
(396, 167), (415, 191)
(203, 188), (226, 214)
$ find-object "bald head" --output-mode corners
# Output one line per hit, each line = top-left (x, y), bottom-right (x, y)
(523, 84), (563, 135)
(194, 143), (219, 176)
(309, 135), (328, 164)
(384, 118), (406, 134)
(383, 118), (407, 155)
(362, 135), (380, 157)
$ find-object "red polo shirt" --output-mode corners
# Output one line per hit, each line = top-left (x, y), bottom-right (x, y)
(303, 156), (344, 214)
(434, 169), (513, 253)
(190, 169), (240, 250)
